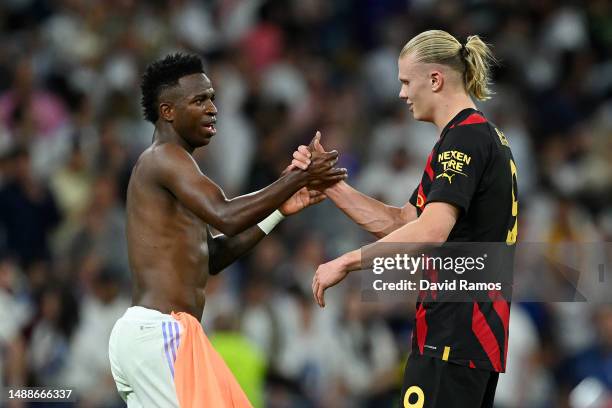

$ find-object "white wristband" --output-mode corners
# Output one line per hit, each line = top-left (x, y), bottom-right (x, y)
(257, 210), (285, 234)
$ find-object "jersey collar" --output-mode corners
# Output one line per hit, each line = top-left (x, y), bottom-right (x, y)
(439, 107), (480, 139)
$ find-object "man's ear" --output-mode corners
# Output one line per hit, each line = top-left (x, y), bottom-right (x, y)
(159, 102), (174, 122)
(430, 70), (444, 93)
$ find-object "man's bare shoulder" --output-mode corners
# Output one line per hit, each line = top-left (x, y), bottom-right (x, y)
(140, 142), (194, 166)
(133, 141), (215, 205)
(135, 142), (199, 180)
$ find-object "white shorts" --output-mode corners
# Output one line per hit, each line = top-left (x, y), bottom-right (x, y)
(108, 306), (182, 408)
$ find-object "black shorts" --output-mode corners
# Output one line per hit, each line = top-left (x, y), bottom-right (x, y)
(401, 353), (499, 408)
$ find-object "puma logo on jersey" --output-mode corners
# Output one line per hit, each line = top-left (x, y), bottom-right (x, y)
(436, 172), (456, 183)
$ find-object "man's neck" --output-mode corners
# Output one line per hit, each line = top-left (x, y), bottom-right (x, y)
(432, 93), (477, 134)
(153, 122), (194, 153)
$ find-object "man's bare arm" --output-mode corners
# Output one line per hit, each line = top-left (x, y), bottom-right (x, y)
(312, 202), (459, 306)
(323, 181), (417, 238)
(206, 187), (325, 274)
(153, 144), (345, 236)
(332, 202), (459, 272)
(206, 226), (265, 275)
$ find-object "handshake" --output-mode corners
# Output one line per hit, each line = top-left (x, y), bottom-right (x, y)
(287, 131), (347, 188)
(279, 131), (346, 216)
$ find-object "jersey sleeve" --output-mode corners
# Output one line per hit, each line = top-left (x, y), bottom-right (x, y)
(426, 127), (490, 214)
(409, 186), (418, 207)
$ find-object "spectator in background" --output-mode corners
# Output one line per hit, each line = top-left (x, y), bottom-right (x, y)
(50, 138), (93, 248)
(0, 253), (28, 405)
(356, 146), (421, 207)
(0, 58), (69, 141)
(0, 146), (61, 269)
(28, 284), (78, 387)
(495, 304), (552, 408)
(275, 286), (345, 406)
(558, 304), (612, 407)
(335, 288), (399, 407)
(211, 311), (267, 408)
(67, 174), (129, 283)
(0, 57), (72, 178)
(61, 265), (129, 408)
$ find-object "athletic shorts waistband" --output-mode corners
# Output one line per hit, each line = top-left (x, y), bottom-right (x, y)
(120, 305), (175, 321)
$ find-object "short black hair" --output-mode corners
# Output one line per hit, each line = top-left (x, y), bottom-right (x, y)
(140, 53), (204, 123)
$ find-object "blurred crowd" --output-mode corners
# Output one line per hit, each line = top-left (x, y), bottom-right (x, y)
(0, 0), (611, 407)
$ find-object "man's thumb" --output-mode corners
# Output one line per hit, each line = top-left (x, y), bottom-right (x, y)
(314, 136), (325, 153)
(308, 130), (321, 150)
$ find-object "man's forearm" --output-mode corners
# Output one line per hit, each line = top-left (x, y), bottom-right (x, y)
(214, 170), (306, 236)
(208, 226), (267, 274)
(324, 181), (408, 238)
(341, 203), (457, 272)
(333, 219), (441, 274)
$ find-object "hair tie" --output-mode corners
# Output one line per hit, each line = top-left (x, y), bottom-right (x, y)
(460, 42), (468, 59)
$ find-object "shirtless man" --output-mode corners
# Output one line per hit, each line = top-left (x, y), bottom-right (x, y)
(108, 53), (345, 408)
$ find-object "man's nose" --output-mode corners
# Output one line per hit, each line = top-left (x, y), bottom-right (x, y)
(205, 101), (217, 114)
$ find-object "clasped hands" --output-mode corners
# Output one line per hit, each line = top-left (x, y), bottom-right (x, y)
(278, 131), (346, 216)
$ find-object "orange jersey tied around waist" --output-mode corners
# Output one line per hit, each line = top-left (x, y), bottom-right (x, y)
(171, 311), (253, 408)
